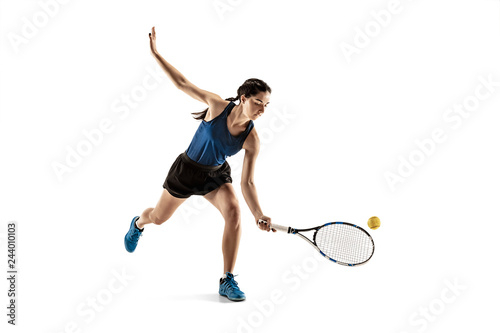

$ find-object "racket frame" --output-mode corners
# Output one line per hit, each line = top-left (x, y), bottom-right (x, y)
(266, 221), (375, 267)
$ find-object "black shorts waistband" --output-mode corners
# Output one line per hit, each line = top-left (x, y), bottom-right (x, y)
(181, 151), (225, 171)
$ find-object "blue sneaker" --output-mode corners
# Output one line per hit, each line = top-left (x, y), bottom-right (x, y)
(124, 216), (143, 253)
(219, 272), (246, 301)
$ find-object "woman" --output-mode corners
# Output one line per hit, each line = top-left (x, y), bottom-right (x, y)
(124, 27), (274, 302)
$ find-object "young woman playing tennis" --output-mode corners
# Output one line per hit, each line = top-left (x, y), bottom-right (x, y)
(124, 27), (274, 301)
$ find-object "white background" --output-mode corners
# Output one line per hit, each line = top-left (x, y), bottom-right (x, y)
(1, 0), (499, 332)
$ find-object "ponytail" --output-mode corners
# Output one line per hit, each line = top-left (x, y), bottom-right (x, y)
(191, 78), (271, 121)
(191, 96), (239, 121)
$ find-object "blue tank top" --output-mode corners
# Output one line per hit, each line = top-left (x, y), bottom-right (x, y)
(185, 101), (254, 166)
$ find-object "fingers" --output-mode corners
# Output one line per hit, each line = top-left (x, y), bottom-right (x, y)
(257, 219), (272, 232)
(257, 220), (267, 231)
(257, 220), (265, 230)
(265, 218), (272, 232)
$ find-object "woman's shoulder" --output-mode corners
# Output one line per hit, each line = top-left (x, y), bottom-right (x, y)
(242, 126), (259, 152)
(204, 99), (233, 122)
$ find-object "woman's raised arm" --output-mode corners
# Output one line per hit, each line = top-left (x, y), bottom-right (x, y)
(148, 26), (222, 106)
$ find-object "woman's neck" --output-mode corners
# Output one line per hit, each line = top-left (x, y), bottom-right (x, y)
(228, 104), (250, 128)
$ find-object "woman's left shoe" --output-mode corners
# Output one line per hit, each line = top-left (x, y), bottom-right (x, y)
(124, 216), (143, 253)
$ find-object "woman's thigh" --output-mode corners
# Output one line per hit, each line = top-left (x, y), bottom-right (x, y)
(203, 183), (240, 219)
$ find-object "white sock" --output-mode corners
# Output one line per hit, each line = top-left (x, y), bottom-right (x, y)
(135, 219), (143, 230)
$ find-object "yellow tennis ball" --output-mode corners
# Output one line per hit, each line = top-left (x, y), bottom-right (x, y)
(367, 216), (381, 230)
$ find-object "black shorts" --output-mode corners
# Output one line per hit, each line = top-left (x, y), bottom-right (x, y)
(163, 152), (233, 199)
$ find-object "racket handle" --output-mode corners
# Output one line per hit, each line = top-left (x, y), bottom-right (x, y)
(258, 219), (290, 233)
(270, 223), (290, 233)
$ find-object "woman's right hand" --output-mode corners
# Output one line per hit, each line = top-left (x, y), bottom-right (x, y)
(257, 216), (276, 232)
(149, 26), (157, 55)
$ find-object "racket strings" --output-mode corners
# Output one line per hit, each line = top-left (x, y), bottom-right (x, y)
(315, 224), (374, 265)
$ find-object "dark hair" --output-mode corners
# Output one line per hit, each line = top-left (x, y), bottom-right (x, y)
(191, 78), (272, 121)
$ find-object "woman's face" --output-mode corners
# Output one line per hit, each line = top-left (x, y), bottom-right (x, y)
(242, 91), (271, 120)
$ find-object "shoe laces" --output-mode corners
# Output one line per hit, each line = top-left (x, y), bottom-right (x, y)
(129, 229), (142, 242)
(224, 273), (239, 290)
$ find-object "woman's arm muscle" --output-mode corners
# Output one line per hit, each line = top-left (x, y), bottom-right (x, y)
(152, 52), (222, 105)
(241, 131), (264, 219)
(178, 78), (225, 106)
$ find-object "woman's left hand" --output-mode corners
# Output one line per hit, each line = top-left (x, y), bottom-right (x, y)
(256, 215), (276, 232)
(149, 26), (158, 54)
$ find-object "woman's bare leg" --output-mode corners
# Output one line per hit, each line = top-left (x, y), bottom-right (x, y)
(203, 183), (241, 274)
(137, 189), (187, 228)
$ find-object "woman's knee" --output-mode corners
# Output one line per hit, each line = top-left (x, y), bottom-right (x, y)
(149, 189), (186, 225)
(223, 202), (241, 228)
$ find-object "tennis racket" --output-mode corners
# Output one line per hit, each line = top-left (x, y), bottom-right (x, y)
(258, 219), (375, 266)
